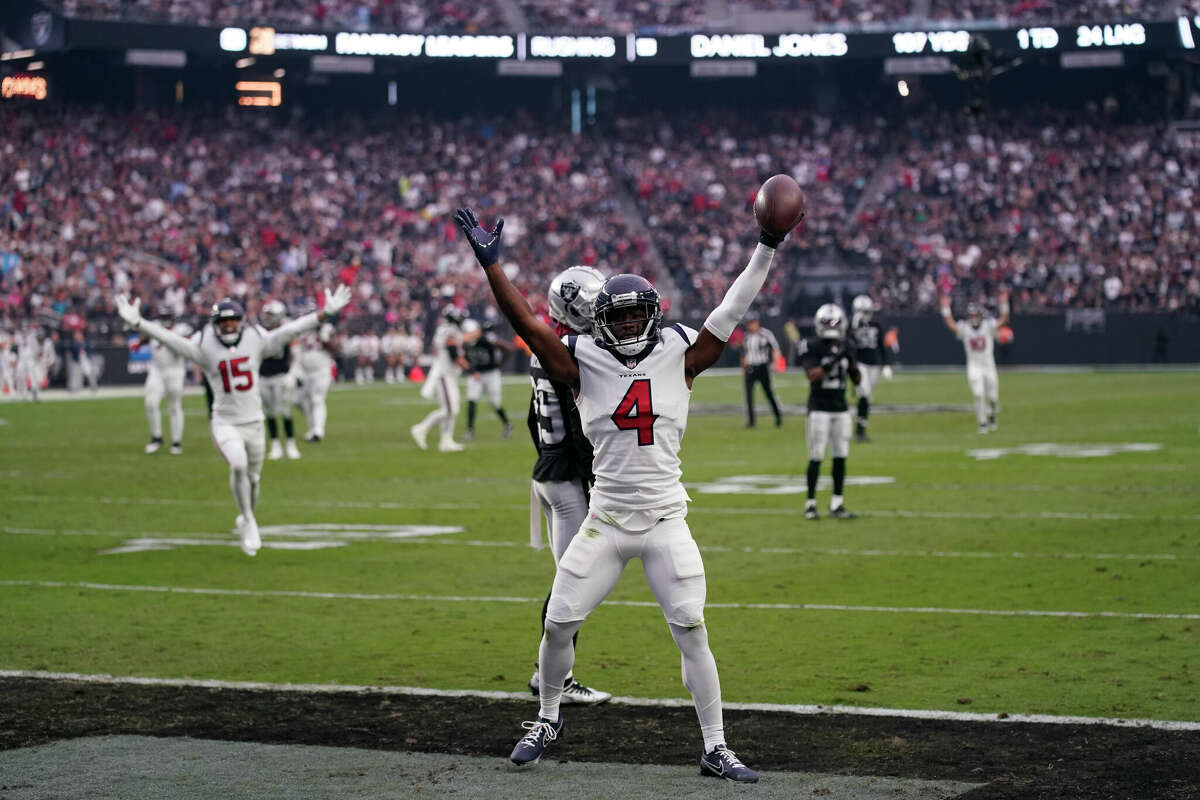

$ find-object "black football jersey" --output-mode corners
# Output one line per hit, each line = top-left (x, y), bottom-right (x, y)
(466, 333), (503, 372)
(260, 345), (292, 377)
(798, 336), (857, 412)
(528, 355), (594, 485)
(849, 320), (889, 367)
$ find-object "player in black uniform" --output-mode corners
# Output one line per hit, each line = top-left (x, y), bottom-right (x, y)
(799, 303), (861, 521)
(848, 295), (892, 442)
(524, 265), (611, 704)
(259, 301), (302, 460)
(462, 318), (513, 442)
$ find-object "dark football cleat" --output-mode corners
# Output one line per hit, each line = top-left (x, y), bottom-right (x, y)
(700, 745), (759, 783)
(830, 505), (858, 520)
(509, 716), (562, 767)
(804, 505), (819, 521)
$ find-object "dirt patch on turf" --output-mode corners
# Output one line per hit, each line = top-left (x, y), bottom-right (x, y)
(1, 677), (1197, 799)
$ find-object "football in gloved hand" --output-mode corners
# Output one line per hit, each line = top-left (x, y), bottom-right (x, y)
(753, 174), (806, 237)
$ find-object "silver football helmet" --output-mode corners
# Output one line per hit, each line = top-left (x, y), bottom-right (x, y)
(548, 266), (605, 334)
(260, 299), (287, 330)
(851, 294), (875, 321)
(814, 303), (848, 340)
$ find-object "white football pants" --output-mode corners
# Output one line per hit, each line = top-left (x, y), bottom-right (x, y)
(806, 410), (852, 460)
(532, 479), (589, 563)
(466, 368), (503, 407)
(299, 367), (332, 439)
(145, 367), (185, 443)
(210, 419), (266, 523)
(967, 365), (999, 424)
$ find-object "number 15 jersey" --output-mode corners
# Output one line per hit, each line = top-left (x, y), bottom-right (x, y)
(569, 324), (697, 528)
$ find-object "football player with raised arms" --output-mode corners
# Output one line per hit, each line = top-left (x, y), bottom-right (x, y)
(136, 306), (192, 455)
(455, 204), (789, 783)
(848, 295), (892, 442)
(116, 285), (352, 556)
(799, 304), (862, 521)
(525, 265), (611, 707)
(258, 300), (303, 460)
(941, 290), (1009, 433)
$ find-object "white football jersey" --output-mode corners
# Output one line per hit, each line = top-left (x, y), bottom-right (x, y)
(956, 319), (997, 369)
(149, 323), (192, 373)
(572, 324), (697, 527)
(427, 322), (463, 380)
(298, 323), (335, 373)
(137, 313), (320, 424)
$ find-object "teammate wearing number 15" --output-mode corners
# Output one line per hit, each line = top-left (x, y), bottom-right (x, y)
(455, 206), (785, 784)
(115, 286), (352, 556)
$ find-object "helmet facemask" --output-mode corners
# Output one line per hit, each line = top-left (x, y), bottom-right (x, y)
(596, 300), (661, 357)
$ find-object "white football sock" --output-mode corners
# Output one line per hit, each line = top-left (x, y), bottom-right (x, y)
(538, 618), (582, 722)
(670, 622), (724, 752)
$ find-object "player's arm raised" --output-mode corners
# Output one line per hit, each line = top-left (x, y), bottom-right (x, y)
(996, 289), (1011, 328)
(939, 295), (959, 334)
(685, 230), (784, 384)
(116, 296), (204, 364)
(454, 207), (578, 389)
(261, 285), (352, 354)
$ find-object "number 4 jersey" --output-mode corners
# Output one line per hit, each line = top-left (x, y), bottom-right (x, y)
(569, 324), (696, 527)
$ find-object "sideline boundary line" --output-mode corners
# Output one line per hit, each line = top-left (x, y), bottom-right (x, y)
(3, 579), (1198, 621)
(2, 669), (1197, 731)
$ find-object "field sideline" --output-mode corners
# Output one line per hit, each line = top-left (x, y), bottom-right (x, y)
(2, 368), (1199, 726)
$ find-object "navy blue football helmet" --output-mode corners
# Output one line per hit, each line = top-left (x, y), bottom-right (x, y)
(594, 274), (663, 356)
(211, 298), (245, 345)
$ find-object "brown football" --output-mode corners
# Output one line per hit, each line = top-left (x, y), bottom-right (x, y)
(753, 174), (806, 237)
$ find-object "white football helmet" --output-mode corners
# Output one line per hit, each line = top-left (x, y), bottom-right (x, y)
(549, 266), (605, 334)
(851, 295), (875, 321)
(814, 304), (848, 340)
(261, 300), (287, 330)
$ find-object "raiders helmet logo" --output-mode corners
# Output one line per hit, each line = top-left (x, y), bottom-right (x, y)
(558, 281), (580, 304)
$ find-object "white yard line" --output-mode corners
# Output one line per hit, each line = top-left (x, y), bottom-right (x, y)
(2, 579), (1197, 621)
(1, 668), (1196, 731)
(11, 494), (1200, 521)
(4, 526), (1194, 562)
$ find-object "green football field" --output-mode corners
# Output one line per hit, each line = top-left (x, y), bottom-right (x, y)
(2, 368), (1198, 723)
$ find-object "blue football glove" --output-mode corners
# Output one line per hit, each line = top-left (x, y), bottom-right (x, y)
(454, 207), (504, 268)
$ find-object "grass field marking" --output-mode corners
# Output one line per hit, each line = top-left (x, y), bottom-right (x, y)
(7, 526), (1192, 563)
(12, 495), (1200, 522)
(4, 579), (1198, 620)
(3, 669), (1199, 731)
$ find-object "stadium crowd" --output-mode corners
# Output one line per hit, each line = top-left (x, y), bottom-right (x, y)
(2, 103), (1198, 348)
(50, 0), (1199, 31)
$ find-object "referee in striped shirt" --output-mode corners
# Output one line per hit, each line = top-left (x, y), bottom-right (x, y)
(740, 314), (783, 427)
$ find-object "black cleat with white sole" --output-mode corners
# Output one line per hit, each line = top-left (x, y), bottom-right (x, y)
(700, 745), (759, 783)
(509, 716), (562, 767)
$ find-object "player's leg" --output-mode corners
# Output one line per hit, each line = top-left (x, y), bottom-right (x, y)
(805, 411), (831, 520)
(309, 370), (331, 441)
(856, 366), (876, 441)
(437, 377), (463, 451)
(985, 369), (999, 431)
(540, 517), (627, 722)
(243, 421), (266, 512)
(761, 366), (783, 427)
(487, 370), (511, 436)
(529, 480), (610, 704)
(829, 411), (856, 518)
(464, 373), (481, 440)
(642, 517), (756, 781)
(165, 370), (185, 453)
(210, 420), (258, 556)
(144, 371), (165, 452)
(743, 367), (756, 427)
(967, 368), (988, 432)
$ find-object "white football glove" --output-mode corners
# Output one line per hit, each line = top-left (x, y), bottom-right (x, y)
(116, 295), (143, 329)
(323, 284), (352, 316)
(882, 365), (894, 380)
